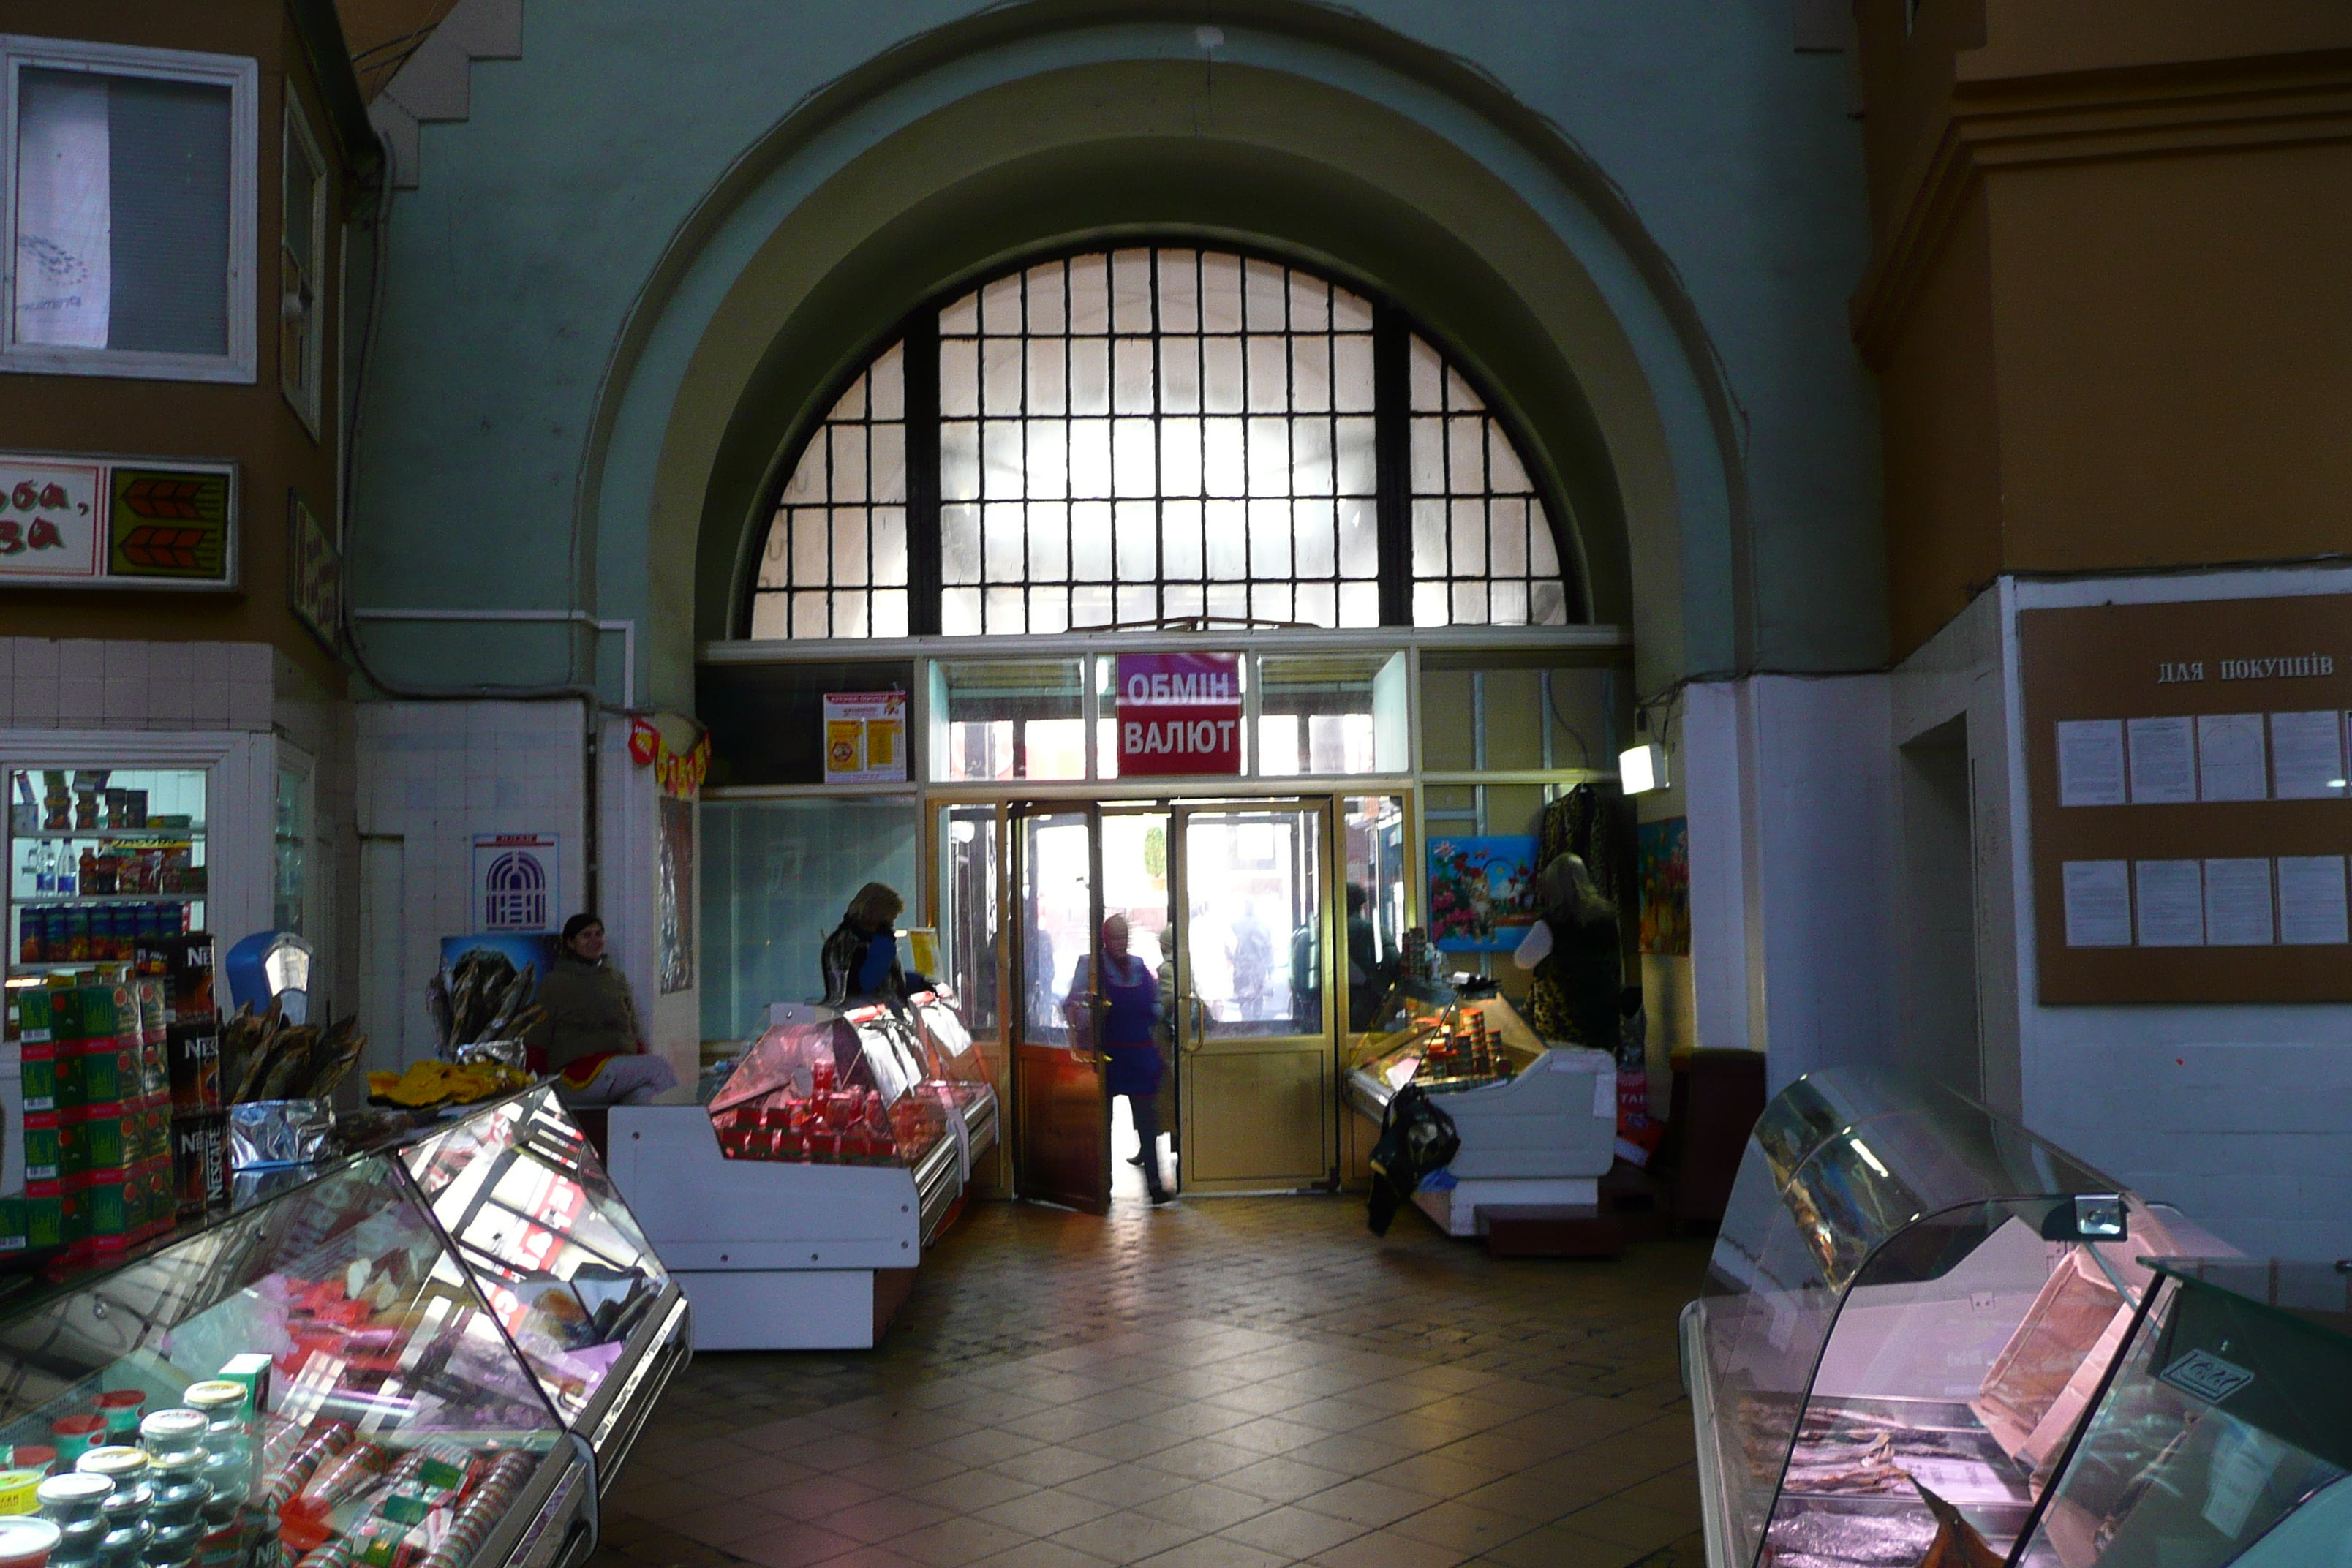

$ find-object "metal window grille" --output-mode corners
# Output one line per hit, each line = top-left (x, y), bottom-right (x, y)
(750, 248), (1572, 638)
(1406, 335), (1567, 628)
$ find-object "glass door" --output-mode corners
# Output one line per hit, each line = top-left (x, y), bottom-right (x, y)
(1173, 801), (1337, 1191)
(1009, 805), (1107, 1213)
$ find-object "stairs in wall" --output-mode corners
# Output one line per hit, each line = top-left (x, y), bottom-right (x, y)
(363, 0), (524, 189)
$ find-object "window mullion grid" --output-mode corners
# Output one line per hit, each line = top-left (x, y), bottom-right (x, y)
(1371, 303), (1411, 626)
(1147, 247), (1164, 630)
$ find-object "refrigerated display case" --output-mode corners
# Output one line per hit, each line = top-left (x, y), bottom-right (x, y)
(1681, 1068), (2236, 1568)
(0, 1153), (598, 1568)
(608, 997), (990, 1351)
(2010, 1257), (2352, 1567)
(7, 766), (207, 978)
(1343, 989), (1616, 1236)
(397, 1085), (690, 1488)
(905, 987), (999, 1166)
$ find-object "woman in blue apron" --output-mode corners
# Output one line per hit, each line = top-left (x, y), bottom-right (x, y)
(1068, 915), (1172, 1204)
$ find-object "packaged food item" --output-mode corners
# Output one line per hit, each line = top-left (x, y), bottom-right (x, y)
(44, 1427), (102, 1471)
(0, 1471), (39, 1515)
(89, 1395), (143, 1446)
(0, 1517), (61, 1568)
(33, 1474), (109, 1527)
(8, 1455), (55, 1482)
(260, 1425), (353, 1515)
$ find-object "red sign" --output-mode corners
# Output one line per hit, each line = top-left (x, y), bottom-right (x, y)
(1117, 652), (1241, 776)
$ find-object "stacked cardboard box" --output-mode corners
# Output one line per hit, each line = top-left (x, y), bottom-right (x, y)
(12, 982), (177, 1260)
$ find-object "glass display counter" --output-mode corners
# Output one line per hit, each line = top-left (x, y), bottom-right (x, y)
(1341, 990), (1613, 1237)
(609, 997), (992, 1352)
(2012, 1258), (2352, 1567)
(398, 1086), (690, 1487)
(905, 987), (999, 1166)
(0, 1154), (595, 1568)
(1682, 1068), (2236, 1568)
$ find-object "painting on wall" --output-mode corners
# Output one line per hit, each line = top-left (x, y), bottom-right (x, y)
(659, 795), (696, 995)
(1638, 817), (1690, 957)
(1427, 835), (1540, 952)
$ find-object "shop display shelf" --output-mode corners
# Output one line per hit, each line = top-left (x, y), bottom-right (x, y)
(11, 892), (206, 905)
(9, 828), (207, 841)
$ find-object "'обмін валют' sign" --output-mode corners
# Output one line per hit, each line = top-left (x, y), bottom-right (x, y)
(1117, 652), (1240, 776)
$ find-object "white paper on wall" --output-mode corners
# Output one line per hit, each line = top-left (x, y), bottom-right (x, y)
(2057, 720), (2127, 807)
(2196, 714), (2269, 802)
(2062, 860), (2133, 948)
(2269, 711), (2347, 799)
(2277, 856), (2351, 946)
(2134, 860), (2206, 947)
(2202, 859), (2274, 946)
(2127, 716), (2198, 804)
(13, 72), (111, 349)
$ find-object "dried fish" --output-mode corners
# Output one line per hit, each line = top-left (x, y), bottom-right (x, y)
(306, 1016), (368, 1100)
(253, 1024), (322, 1101)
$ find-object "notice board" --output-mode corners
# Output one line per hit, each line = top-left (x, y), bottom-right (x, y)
(2021, 594), (2352, 1003)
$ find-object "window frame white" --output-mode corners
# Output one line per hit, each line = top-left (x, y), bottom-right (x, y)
(0, 34), (260, 384)
(279, 88), (326, 432)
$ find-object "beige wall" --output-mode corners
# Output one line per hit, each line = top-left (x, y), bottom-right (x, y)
(0, 1), (355, 698)
(1855, 0), (2352, 657)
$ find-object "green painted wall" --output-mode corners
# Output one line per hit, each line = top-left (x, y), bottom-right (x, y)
(350, 1), (1880, 706)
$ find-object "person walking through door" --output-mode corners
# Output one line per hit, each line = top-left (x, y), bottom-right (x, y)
(1066, 914), (1172, 1204)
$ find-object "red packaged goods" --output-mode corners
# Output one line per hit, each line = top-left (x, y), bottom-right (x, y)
(262, 1423), (355, 1514)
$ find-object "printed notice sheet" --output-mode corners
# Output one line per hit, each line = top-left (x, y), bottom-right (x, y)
(2062, 860), (2133, 947)
(2134, 859), (2206, 946)
(2127, 716), (2197, 804)
(2269, 711), (2347, 799)
(2196, 714), (2269, 802)
(2202, 858), (2274, 946)
(2277, 856), (2351, 946)
(2057, 720), (2127, 807)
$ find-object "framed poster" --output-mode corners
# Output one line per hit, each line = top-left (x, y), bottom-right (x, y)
(1427, 835), (1539, 952)
(472, 833), (560, 933)
(2021, 594), (2352, 1002)
(0, 452), (238, 589)
(287, 491), (342, 650)
(823, 691), (908, 783)
(1637, 817), (1690, 957)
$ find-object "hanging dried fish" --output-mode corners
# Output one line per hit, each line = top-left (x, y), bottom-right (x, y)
(253, 1024), (323, 1101)
(305, 1016), (369, 1100)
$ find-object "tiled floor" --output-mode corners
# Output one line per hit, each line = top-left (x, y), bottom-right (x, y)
(595, 1193), (1711, 1568)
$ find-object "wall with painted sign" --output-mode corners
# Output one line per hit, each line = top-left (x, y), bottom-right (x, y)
(1115, 652), (1241, 777)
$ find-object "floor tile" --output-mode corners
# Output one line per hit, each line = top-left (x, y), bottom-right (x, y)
(1216, 1455), (1357, 1504)
(889, 1517), (1038, 1567)
(1293, 1477), (1440, 1530)
(990, 1446), (1122, 1487)
(970, 1486), (1120, 1536)
(1129, 1480), (1278, 1534)
(1215, 1503), (1371, 1560)
(1309, 1531), (1474, 1568)
(965, 1541), (1117, 1568)
(1058, 1462), (1197, 1508)
(1133, 1535), (1290, 1568)
(1383, 1501), (1542, 1555)
(1048, 1508), (1206, 1561)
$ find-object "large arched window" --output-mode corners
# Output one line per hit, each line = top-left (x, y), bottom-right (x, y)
(751, 248), (1574, 640)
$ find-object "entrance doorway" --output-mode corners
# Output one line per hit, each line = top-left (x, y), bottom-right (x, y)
(1007, 798), (1339, 1209)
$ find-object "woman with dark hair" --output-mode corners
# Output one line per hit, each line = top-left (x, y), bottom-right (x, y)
(532, 913), (680, 1105)
(821, 881), (908, 1006)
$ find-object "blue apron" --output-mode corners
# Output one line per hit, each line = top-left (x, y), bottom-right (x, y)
(1098, 954), (1164, 1098)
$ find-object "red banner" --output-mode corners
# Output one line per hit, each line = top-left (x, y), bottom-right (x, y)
(1116, 652), (1241, 777)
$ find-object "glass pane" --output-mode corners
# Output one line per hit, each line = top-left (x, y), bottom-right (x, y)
(0, 1158), (562, 1509)
(8, 765), (207, 965)
(15, 70), (232, 355)
(401, 1087), (669, 1422)
(941, 806), (1001, 1039)
(700, 797), (919, 1039)
(1342, 796), (1408, 1033)
(1183, 807), (1320, 1038)
(934, 660), (1087, 782)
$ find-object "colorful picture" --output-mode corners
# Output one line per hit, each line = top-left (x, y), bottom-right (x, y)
(1427, 836), (1539, 952)
(1637, 817), (1690, 956)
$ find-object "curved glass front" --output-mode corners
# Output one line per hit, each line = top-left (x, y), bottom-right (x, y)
(710, 1009), (950, 1167)
(400, 1086), (671, 1423)
(1700, 1069), (2144, 1568)
(0, 1158), (562, 1568)
(2014, 1261), (2352, 1568)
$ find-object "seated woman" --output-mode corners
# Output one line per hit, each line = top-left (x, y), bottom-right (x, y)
(532, 913), (680, 1105)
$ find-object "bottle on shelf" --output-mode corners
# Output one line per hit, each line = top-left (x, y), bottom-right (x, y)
(57, 844), (77, 897)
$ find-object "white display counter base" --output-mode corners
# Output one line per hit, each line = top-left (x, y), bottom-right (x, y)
(674, 1267), (908, 1351)
(1413, 1176), (1601, 1237)
(607, 1104), (928, 1350)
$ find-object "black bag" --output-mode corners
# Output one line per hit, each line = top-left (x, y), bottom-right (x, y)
(1366, 1085), (1461, 1235)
